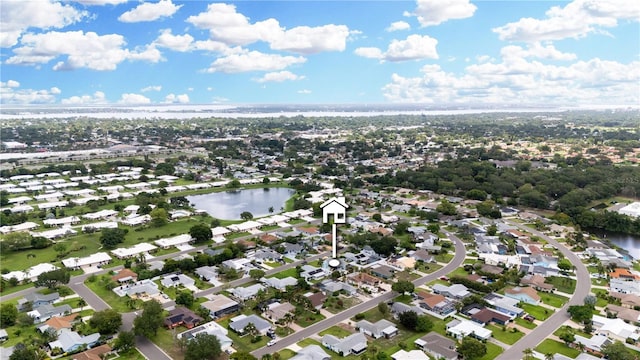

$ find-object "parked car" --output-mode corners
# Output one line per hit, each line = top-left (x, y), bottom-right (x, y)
(267, 340), (276, 347)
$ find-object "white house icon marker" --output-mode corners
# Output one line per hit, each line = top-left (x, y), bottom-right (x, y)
(320, 197), (348, 268)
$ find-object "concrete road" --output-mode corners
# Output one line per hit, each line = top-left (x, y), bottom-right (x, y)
(495, 221), (591, 360)
(68, 280), (111, 312)
(251, 231), (467, 358)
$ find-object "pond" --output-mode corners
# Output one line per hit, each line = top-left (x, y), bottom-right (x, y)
(186, 187), (295, 220)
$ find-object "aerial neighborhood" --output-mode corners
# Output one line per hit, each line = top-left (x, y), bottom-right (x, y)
(1, 111), (640, 360)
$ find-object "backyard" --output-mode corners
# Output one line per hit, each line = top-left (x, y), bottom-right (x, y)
(521, 303), (554, 321)
(544, 275), (577, 294)
(539, 292), (569, 308)
(535, 339), (580, 358)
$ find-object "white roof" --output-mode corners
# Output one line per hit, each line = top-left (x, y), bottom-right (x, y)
(38, 201), (68, 209)
(155, 234), (192, 247)
(43, 216), (80, 226)
(83, 209), (118, 219)
(8, 196), (32, 204)
(392, 350), (430, 360)
(211, 226), (230, 236)
(82, 222), (119, 231)
(1, 263), (58, 281)
(62, 252), (111, 268)
(0, 221), (39, 234)
(33, 227), (76, 239)
(112, 243), (157, 258)
(34, 191), (64, 200)
(228, 220), (262, 232)
(448, 320), (492, 339)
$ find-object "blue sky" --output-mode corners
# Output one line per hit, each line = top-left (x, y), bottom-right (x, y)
(1, 0), (638, 106)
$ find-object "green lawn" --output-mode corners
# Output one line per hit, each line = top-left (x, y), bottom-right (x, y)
(84, 276), (139, 312)
(277, 349), (297, 360)
(486, 324), (525, 345)
(479, 342), (504, 360)
(514, 317), (537, 329)
(297, 338), (323, 348)
(544, 276), (577, 294)
(272, 268), (299, 279)
(152, 326), (186, 360)
(434, 253), (454, 263)
(396, 271), (420, 282)
(540, 292), (569, 308)
(591, 278), (607, 286)
(295, 311), (325, 327)
(535, 339), (580, 358)
(319, 326), (353, 338)
(324, 296), (362, 314)
(0, 282), (36, 296)
(419, 263), (443, 274)
(217, 318), (270, 352)
(554, 325), (592, 339)
(521, 303), (553, 321)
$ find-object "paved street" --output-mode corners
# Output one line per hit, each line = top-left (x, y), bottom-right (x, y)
(251, 231), (467, 358)
(495, 221), (591, 360)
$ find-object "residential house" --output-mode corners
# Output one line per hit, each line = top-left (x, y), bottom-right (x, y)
(111, 269), (138, 284)
(414, 332), (458, 360)
(605, 304), (640, 323)
(390, 302), (425, 318)
(356, 319), (398, 339)
(266, 302), (296, 323)
(48, 329), (101, 353)
(228, 314), (271, 335)
(322, 333), (367, 356)
(432, 284), (471, 300)
(574, 334), (612, 353)
(410, 249), (435, 263)
(370, 265), (395, 280)
(252, 249), (283, 263)
(113, 279), (160, 299)
(201, 294), (240, 319)
(418, 292), (456, 317)
(195, 265), (218, 282)
(520, 274), (555, 292)
(483, 293), (525, 317)
(592, 315), (640, 342)
(504, 287), (541, 304)
(177, 321), (233, 352)
(610, 268), (640, 295)
(72, 344), (112, 360)
(301, 265), (327, 281)
(283, 243), (304, 257)
(389, 256), (416, 270)
(319, 280), (357, 296)
(390, 350), (430, 360)
(305, 292), (328, 310)
(347, 272), (383, 292)
(445, 319), (492, 341)
(470, 308), (512, 326)
(61, 252), (111, 270)
(290, 345), (331, 360)
(111, 243), (157, 259)
(164, 307), (203, 329)
(229, 284), (266, 302)
(160, 273), (196, 288)
(18, 292), (59, 312)
(221, 258), (252, 273)
(610, 292), (640, 309)
(36, 314), (78, 334)
(262, 276), (298, 291)
(2, 263), (59, 283)
(28, 304), (72, 324)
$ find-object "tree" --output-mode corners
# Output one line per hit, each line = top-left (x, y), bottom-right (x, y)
(149, 208), (168, 227)
(77, 298), (87, 311)
(190, 224), (213, 244)
(211, 218), (221, 228)
(240, 211), (254, 220)
(377, 302), (389, 315)
(134, 300), (164, 338)
(523, 348), (534, 360)
(558, 329), (575, 345)
(583, 295), (597, 307)
(602, 341), (635, 360)
(486, 224), (498, 236)
(89, 309), (122, 335)
(53, 243), (67, 257)
(100, 228), (128, 249)
(392, 280), (415, 295)
(34, 269), (70, 290)
(230, 351), (258, 360)
(9, 345), (40, 360)
(176, 291), (195, 308)
(436, 200), (457, 215)
(372, 213), (382, 222)
(558, 258), (573, 272)
(397, 311), (418, 331)
(0, 303), (18, 327)
(568, 305), (593, 324)
(457, 337), (487, 360)
(416, 315), (433, 332)
(114, 330), (136, 352)
(249, 269), (265, 280)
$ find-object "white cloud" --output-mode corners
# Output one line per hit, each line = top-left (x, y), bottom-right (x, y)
(1, 0), (87, 47)
(382, 50), (640, 105)
(6, 31), (161, 70)
(256, 71), (305, 83)
(297, 89), (311, 94)
(118, 93), (151, 104)
(154, 29), (193, 52)
(141, 85), (162, 92)
(61, 91), (107, 104)
(0, 81), (59, 104)
(187, 3), (350, 54)
(493, 0), (640, 42)
(73, 0), (128, 5)
(164, 93), (189, 103)
(501, 43), (577, 61)
(386, 21), (411, 32)
(411, 0), (477, 27)
(355, 34), (438, 62)
(205, 50), (306, 73)
(270, 25), (350, 54)
(118, 0), (182, 23)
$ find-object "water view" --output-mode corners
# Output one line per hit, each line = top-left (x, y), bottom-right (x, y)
(589, 229), (640, 260)
(186, 187), (295, 220)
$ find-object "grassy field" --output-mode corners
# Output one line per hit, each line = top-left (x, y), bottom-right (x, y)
(277, 349), (297, 360)
(479, 342), (504, 360)
(217, 317), (270, 352)
(514, 317), (537, 329)
(319, 326), (353, 338)
(535, 339), (580, 358)
(84, 276), (139, 312)
(539, 292), (569, 308)
(521, 303), (553, 321)
(152, 326), (186, 360)
(486, 324), (525, 345)
(544, 276), (577, 294)
(419, 263), (443, 274)
(272, 267), (298, 279)
(324, 296), (362, 314)
(295, 311), (325, 327)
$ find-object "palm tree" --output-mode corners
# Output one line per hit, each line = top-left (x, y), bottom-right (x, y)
(545, 353), (554, 360)
(77, 298), (87, 311)
(523, 348), (533, 360)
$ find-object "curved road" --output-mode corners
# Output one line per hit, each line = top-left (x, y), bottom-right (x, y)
(496, 221), (591, 360)
(251, 231), (467, 358)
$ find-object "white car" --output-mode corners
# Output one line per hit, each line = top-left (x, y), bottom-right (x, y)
(267, 340), (276, 347)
